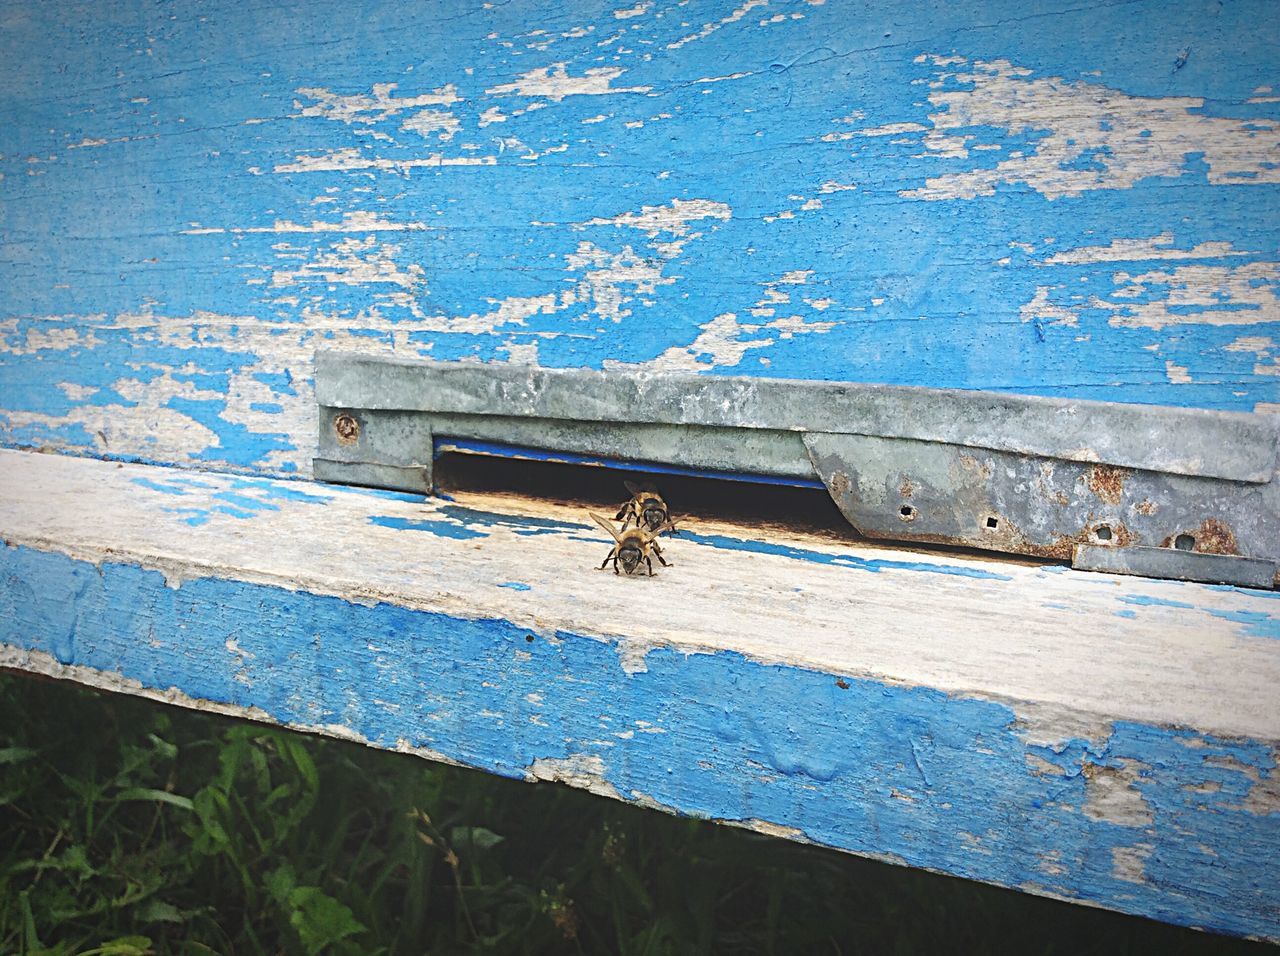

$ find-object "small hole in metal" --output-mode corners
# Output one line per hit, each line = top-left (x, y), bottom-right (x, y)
(1095, 525), (1112, 541)
(525, 634), (535, 643)
(985, 516), (999, 529)
(899, 504), (914, 519)
(333, 412), (360, 446)
(1174, 533), (1195, 551)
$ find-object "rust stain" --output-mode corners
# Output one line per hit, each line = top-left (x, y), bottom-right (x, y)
(827, 470), (852, 499)
(1160, 518), (1240, 556)
(899, 477), (915, 499)
(1134, 499), (1158, 516)
(1087, 465), (1131, 506)
(333, 412), (360, 446)
(1047, 522), (1135, 561)
(958, 454), (992, 480)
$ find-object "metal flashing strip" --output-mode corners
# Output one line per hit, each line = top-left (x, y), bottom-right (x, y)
(316, 352), (1277, 482)
(315, 352), (1280, 588)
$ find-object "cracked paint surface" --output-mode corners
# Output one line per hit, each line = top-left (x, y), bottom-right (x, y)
(1, 0), (1278, 475)
(2, 539), (1278, 940)
(2, 448), (1278, 939)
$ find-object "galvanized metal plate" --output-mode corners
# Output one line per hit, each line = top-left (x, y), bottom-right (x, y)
(803, 432), (1279, 568)
(314, 352), (1280, 588)
(1073, 545), (1278, 589)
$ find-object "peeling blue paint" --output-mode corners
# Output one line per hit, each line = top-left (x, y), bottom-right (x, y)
(1207, 608), (1280, 640)
(1119, 594), (1197, 609)
(1, 542), (1276, 940)
(212, 491), (280, 513)
(229, 477), (332, 504)
(679, 531), (1014, 581)
(367, 514), (486, 540)
(0, 0), (1276, 476)
(131, 477), (192, 496)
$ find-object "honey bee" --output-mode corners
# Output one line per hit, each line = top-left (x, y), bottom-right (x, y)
(590, 512), (674, 576)
(615, 480), (679, 535)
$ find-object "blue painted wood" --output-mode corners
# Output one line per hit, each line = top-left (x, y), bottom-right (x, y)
(2, 0), (1277, 475)
(3, 540), (1278, 940)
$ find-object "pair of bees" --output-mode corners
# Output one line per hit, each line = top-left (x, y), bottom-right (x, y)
(590, 481), (679, 577)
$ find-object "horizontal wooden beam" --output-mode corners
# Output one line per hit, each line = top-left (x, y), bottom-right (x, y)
(2, 448), (1278, 939)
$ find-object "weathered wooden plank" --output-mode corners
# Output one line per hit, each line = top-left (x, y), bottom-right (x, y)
(2, 449), (1277, 938)
(2, 0), (1278, 476)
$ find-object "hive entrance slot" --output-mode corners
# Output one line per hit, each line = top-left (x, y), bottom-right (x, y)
(432, 439), (853, 538)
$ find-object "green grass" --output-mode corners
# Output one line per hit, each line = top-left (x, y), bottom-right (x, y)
(0, 671), (1270, 955)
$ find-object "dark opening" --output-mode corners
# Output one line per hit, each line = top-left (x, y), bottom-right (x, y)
(899, 505), (914, 518)
(432, 440), (855, 539)
(1174, 533), (1196, 552)
(985, 516), (999, 529)
(1095, 525), (1112, 541)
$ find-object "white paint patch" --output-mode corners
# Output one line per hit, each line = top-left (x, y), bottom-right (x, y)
(182, 211), (429, 235)
(822, 121), (927, 142)
(485, 63), (651, 101)
(1020, 286), (1079, 327)
(583, 198), (731, 246)
(527, 754), (623, 799)
(668, 0), (768, 49)
(613, 1), (651, 17)
(400, 109), (461, 141)
(1102, 262), (1280, 330)
(1225, 336), (1275, 356)
(874, 56), (1280, 200)
(730, 819), (809, 842)
(1165, 361), (1192, 384)
(294, 83), (460, 124)
(695, 72), (753, 84)
(1111, 843), (1154, 884)
(1083, 759), (1154, 826)
(1040, 234), (1255, 266)
(564, 242), (673, 322)
(614, 307), (836, 372)
(275, 148), (496, 173)
(1019, 262), (1280, 331)
(271, 236), (426, 291)
(0, 322), (102, 355)
(58, 382), (99, 401)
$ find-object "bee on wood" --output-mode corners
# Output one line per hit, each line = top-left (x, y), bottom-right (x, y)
(615, 480), (679, 535)
(590, 512), (674, 576)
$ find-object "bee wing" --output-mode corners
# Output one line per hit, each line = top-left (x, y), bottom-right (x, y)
(623, 479), (643, 497)
(589, 512), (624, 543)
(640, 519), (676, 543)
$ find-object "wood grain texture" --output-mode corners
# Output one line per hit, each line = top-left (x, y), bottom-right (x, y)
(1, 0), (1278, 476)
(2, 449), (1278, 938)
